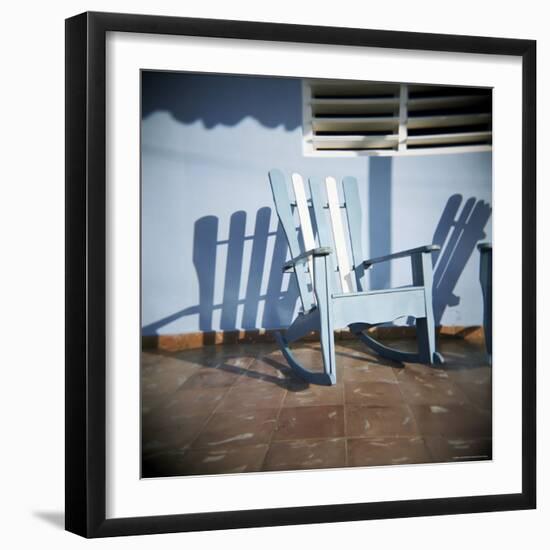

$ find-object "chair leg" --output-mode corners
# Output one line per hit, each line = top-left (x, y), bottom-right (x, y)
(411, 252), (444, 365)
(274, 300), (336, 385)
(274, 254), (337, 386)
(317, 314), (337, 384)
(274, 331), (336, 386)
(416, 317), (444, 365)
(314, 254), (337, 383)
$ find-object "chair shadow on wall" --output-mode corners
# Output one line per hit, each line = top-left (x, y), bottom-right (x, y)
(142, 207), (299, 341)
(431, 194), (492, 325)
(365, 157), (492, 325)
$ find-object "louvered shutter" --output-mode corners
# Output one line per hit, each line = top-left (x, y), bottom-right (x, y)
(303, 80), (492, 156)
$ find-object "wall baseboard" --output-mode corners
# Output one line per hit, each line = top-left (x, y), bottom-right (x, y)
(142, 325), (484, 352)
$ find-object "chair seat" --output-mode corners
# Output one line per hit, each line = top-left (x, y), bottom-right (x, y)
(332, 285), (423, 299)
(332, 286), (426, 328)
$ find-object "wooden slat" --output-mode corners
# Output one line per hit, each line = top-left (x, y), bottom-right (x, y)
(309, 177), (341, 294)
(305, 145), (491, 157)
(408, 94), (490, 111)
(291, 173), (315, 277)
(310, 81), (400, 98)
(408, 112), (491, 129)
(268, 170), (315, 312)
(312, 135), (398, 150)
(407, 84), (449, 94)
(406, 131), (492, 146)
(408, 84), (489, 95)
(398, 84), (408, 152)
(342, 177), (366, 291)
(312, 116), (398, 132)
(326, 177), (354, 293)
(311, 97), (400, 115)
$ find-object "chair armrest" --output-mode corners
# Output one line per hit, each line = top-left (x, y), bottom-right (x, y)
(283, 247), (332, 272)
(363, 245), (440, 268)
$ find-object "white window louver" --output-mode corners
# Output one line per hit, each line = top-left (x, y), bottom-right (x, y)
(302, 80), (492, 156)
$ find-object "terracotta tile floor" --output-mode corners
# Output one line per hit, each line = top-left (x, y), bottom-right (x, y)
(141, 337), (492, 477)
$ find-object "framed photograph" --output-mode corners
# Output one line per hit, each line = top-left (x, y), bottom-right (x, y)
(65, 11), (536, 537)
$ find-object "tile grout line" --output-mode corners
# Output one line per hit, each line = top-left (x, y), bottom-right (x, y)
(392, 367), (431, 457)
(245, 350), (288, 471)
(258, 388), (288, 471)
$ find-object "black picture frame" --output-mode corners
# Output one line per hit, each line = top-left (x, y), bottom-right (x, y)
(65, 11), (536, 538)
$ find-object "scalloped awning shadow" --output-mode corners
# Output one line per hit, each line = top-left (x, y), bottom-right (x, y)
(142, 71), (302, 131)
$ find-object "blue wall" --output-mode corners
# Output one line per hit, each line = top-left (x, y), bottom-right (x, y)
(141, 72), (492, 336)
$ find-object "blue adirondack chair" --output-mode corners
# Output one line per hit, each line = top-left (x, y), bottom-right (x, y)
(269, 169), (444, 386)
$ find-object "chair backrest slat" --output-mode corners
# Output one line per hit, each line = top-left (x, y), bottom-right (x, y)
(291, 173), (316, 277)
(343, 176), (366, 291)
(326, 176), (354, 293)
(308, 177), (342, 294)
(269, 170), (315, 312)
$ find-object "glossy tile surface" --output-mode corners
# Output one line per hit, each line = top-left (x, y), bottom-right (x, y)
(141, 337), (492, 477)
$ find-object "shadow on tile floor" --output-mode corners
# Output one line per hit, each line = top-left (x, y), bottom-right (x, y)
(141, 337), (492, 477)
